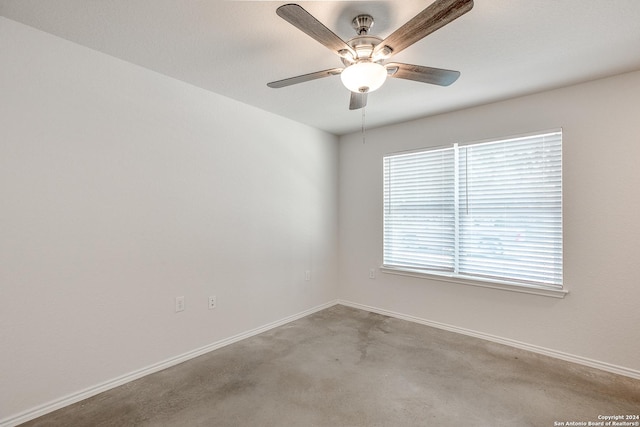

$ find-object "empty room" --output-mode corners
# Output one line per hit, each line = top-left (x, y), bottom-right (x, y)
(1, 1), (639, 426)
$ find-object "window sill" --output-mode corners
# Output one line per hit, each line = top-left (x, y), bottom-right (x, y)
(379, 266), (568, 299)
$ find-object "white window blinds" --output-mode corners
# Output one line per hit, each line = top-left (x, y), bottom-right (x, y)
(383, 147), (456, 272)
(383, 130), (562, 289)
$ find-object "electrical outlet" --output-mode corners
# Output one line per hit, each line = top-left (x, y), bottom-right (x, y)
(175, 296), (185, 312)
(304, 270), (311, 281)
(369, 268), (376, 279)
(208, 295), (217, 310)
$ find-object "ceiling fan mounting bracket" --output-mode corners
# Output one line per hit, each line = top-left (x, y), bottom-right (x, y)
(352, 14), (374, 35)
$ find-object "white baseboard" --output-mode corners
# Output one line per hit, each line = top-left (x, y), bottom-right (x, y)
(5, 298), (637, 427)
(338, 299), (640, 381)
(0, 300), (339, 427)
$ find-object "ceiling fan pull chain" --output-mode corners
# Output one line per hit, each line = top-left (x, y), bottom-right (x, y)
(362, 104), (366, 144)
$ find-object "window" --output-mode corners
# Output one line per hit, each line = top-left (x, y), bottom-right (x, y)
(383, 130), (563, 294)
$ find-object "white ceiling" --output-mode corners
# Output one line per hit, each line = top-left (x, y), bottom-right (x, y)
(2, 0), (640, 135)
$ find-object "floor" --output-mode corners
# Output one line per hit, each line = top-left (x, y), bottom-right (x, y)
(21, 305), (640, 426)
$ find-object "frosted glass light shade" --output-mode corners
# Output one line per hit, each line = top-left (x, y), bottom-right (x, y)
(341, 62), (387, 93)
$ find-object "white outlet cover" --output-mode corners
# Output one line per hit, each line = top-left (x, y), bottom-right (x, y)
(175, 296), (185, 312)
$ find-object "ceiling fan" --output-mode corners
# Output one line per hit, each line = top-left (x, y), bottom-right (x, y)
(267, 0), (474, 110)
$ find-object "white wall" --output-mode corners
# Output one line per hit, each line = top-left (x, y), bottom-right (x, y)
(0, 17), (338, 421)
(339, 69), (640, 374)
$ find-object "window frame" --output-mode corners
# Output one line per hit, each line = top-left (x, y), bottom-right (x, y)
(381, 130), (567, 298)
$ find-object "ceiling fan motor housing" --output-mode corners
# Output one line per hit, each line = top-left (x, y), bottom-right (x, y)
(341, 36), (386, 69)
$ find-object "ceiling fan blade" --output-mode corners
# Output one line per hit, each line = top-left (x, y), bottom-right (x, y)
(267, 68), (343, 89)
(349, 91), (368, 110)
(386, 63), (460, 86)
(277, 4), (354, 56)
(374, 0), (473, 58)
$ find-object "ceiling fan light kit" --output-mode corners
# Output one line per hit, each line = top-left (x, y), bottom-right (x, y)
(267, 0), (474, 110)
(341, 62), (387, 93)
